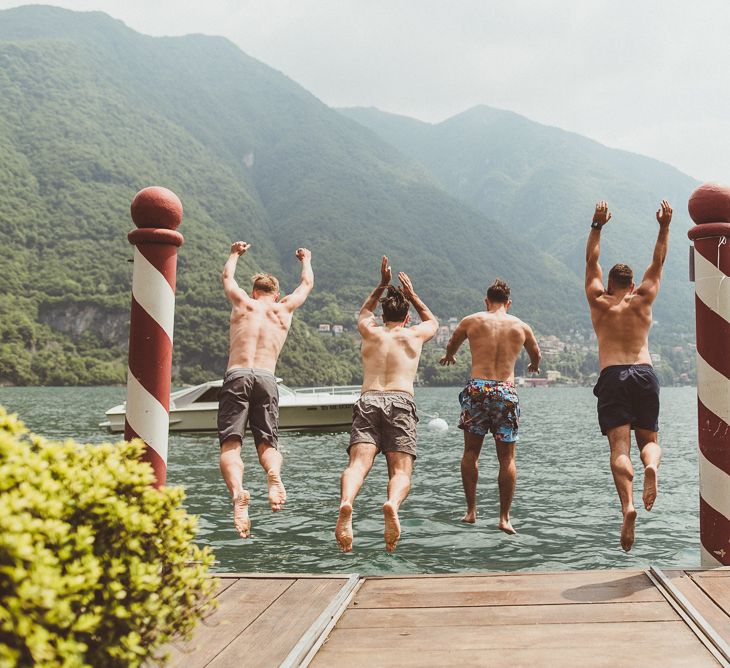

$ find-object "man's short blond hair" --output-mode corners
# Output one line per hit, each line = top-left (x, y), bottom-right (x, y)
(251, 273), (280, 294)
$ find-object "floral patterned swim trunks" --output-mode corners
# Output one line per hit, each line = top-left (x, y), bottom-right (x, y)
(458, 379), (520, 442)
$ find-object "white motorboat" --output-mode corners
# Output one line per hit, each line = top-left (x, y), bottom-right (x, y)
(100, 380), (361, 434)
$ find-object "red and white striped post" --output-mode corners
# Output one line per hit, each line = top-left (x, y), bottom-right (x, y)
(688, 183), (730, 567)
(125, 186), (184, 488)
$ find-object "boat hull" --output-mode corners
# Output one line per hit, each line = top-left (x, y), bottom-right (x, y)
(102, 399), (356, 434)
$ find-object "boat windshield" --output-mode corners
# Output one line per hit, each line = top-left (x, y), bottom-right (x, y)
(195, 387), (221, 403)
(277, 384), (296, 397)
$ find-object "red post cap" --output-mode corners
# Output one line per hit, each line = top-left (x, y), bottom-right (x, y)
(130, 186), (183, 230)
(688, 183), (730, 225)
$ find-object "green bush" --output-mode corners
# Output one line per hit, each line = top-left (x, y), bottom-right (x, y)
(0, 408), (216, 667)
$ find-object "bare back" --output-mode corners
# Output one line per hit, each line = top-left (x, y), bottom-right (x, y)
(360, 326), (425, 396)
(584, 200), (672, 372)
(462, 311), (531, 382)
(227, 298), (293, 373)
(589, 293), (652, 370)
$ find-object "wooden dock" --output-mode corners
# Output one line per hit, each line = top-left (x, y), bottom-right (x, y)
(162, 568), (730, 667)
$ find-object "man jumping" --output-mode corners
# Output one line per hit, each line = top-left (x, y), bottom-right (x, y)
(585, 200), (672, 551)
(335, 257), (438, 553)
(219, 241), (313, 538)
(440, 279), (540, 534)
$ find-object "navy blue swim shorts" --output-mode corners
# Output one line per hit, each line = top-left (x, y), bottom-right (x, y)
(592, 364), (660, 436)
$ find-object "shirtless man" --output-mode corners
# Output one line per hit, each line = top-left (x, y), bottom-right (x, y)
(586, 200), (672, 551)
(219, 241), (313, 538)
(335, 257), (438, 553)
(440, 279), (541, 534)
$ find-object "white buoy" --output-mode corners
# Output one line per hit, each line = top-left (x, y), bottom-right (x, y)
(427, 417), (449, 432)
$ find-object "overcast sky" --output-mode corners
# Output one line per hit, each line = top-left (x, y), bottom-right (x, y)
(2, 0), (729, 182)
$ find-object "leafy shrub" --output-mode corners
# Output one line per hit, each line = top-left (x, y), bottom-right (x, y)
(0, 408), (216, 666)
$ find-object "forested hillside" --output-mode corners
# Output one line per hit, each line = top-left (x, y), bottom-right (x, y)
(0, 5), (585, 386)
(340, 106), (699, 339)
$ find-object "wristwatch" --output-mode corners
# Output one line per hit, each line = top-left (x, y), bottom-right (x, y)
(591, 220), (604, 230)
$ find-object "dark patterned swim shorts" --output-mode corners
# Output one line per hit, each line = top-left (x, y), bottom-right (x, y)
(458, 379), (520, 442)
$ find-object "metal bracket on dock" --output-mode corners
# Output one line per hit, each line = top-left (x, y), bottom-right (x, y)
(279, 573), (363, 668)
(647, 566), (730, 667)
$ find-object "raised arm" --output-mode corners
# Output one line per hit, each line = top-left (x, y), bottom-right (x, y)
(398, 272), (438, 340)
(357, 256), (391, 335)
(439, 319), (468, 366)
(523, 323), (541, 374)
(585, 200), (610, 303)
(636, 200), (672, 303)
(221, 241), (252, 304)
(281, 248), (314, 312)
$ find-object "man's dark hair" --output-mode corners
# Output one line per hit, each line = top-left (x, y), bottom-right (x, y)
(486, 278), (510, 304)
(608, 264), (634, 289)
(380, 286), (410, 322)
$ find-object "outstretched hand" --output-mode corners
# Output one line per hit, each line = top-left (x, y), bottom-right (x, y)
(398, 272), (416, 301)
(380, 255), (392, 286)
(656, 200), (672, 227)
(439, 354), (456, 366)
(593, 201), (612, 227)
(231, 241), (250, 255)
(528, 362), (540, 374)
(295, 247), (311, 262)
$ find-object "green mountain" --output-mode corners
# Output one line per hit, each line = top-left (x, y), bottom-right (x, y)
(339, 106), (699, 337)
(0, 6), (586, 386)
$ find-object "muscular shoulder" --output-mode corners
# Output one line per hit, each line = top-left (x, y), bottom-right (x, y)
(589, 294), (613, 312)
(510, 316), (533, 333)
(461, 312), (486, 329)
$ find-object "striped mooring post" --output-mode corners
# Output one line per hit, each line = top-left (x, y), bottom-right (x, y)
(688, 182), (730, 567)
(124, 186), (184, 488)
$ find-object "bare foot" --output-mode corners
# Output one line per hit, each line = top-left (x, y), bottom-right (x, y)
(267, 470), (287, 511)
(643, 465), (658, 511)
(335, 502), (353, 552)
(621, 507), (637, 552)
(498, 518), (517, 535)
(461, 510), (477, 524)
(383, 501), (401, 552)
(232, 490), (251, 539)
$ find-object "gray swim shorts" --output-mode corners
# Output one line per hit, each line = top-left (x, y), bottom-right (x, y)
(217, 368), (279, 448)
(349, 391), (419, 458)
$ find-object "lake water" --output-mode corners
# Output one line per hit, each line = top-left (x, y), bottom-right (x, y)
(0, 385), (700, 574)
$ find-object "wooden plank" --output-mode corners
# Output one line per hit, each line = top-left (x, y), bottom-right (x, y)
(364, 568), (641, 580)
(683, 571), (730, 646)
(337, 601), (679, 628)
(353, 571), (662, 608)
(210, 572), (353, 579)
(163, 578), (293, 668)
(691, 572), (730, 609)
(211, 577), (238, 598)
(311, 645), (718, 667)
(662, 570), (730, 640)
(684, 568), (730, 578)
(209, 578), (345, 667)
(312, 621), (718, 667)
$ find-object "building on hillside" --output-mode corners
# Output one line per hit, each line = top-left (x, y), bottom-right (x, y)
(318, 324), (331, 334)
(448, 317), (458, 332)
(650, 352), (662, 363)
(538, 335), (566, 357)
(546, 370), (562, 382)
(332, 325), (344, 336)
(435, 325), (451, 345)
